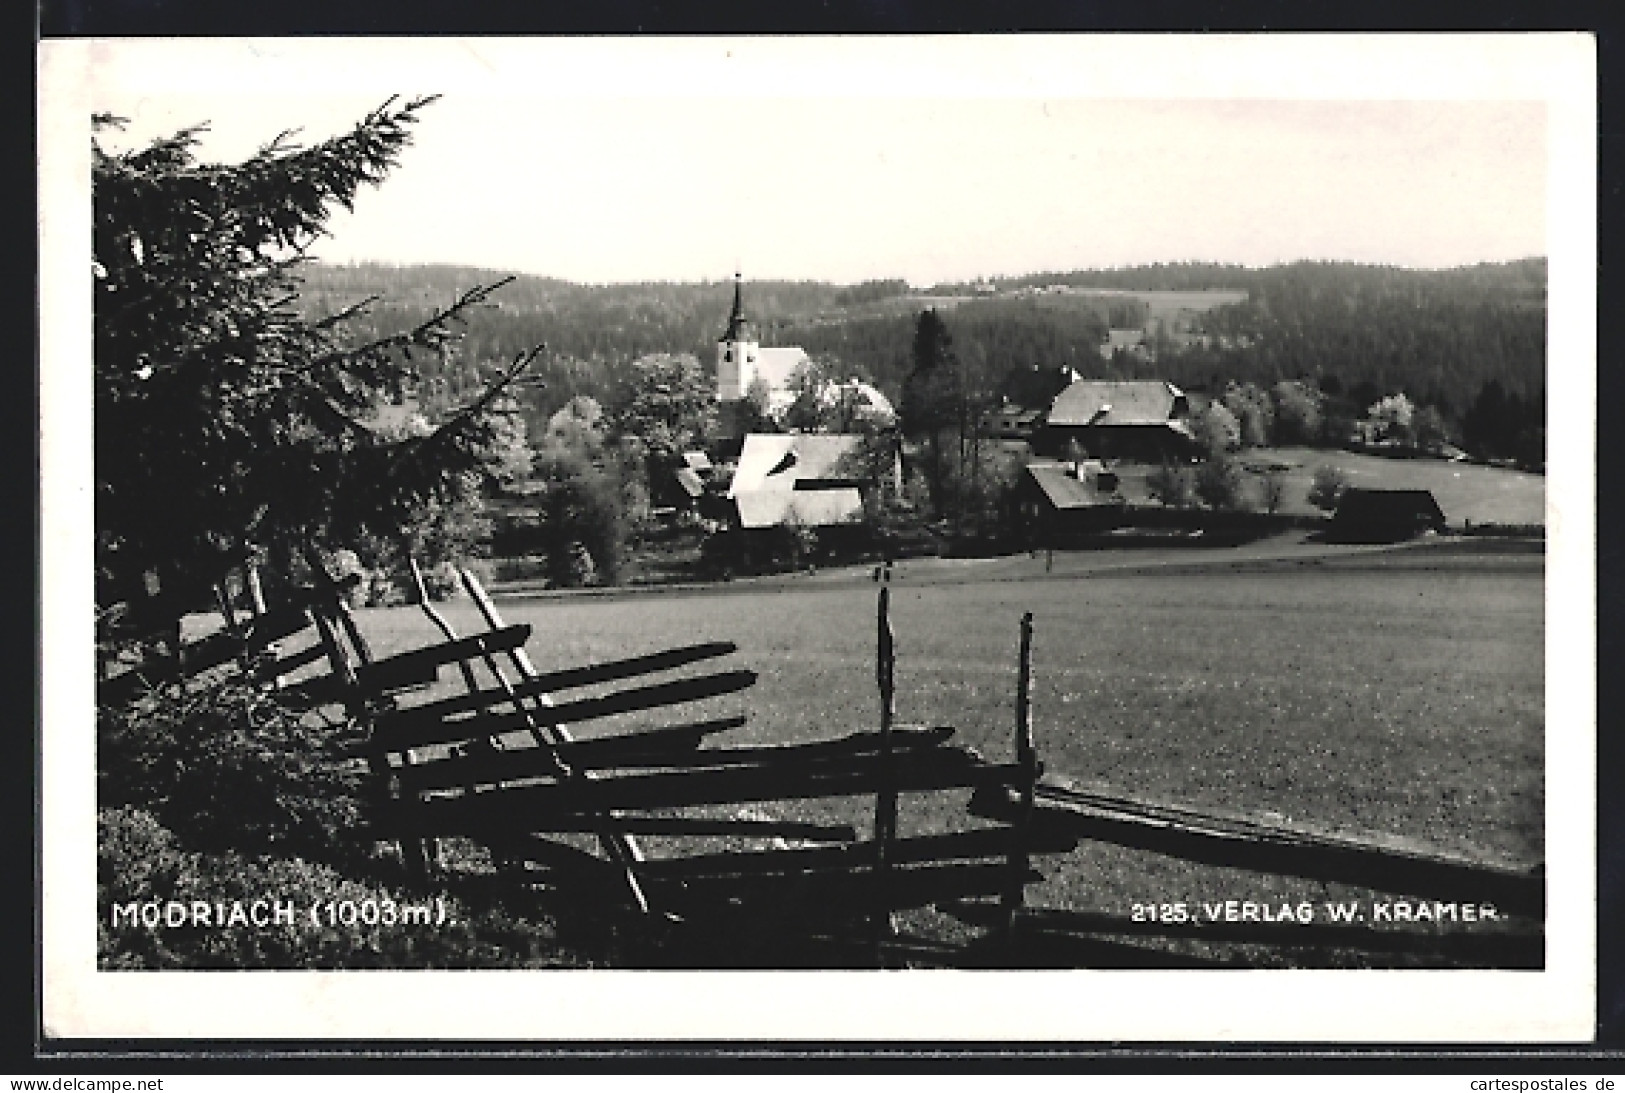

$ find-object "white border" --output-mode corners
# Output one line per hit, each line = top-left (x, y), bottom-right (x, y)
(39, 33), (1596, 1042)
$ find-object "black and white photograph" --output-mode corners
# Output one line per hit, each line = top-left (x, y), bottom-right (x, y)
(38, 33), (1595, 1042)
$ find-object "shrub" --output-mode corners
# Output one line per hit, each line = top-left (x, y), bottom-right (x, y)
(1308, 464), (1349, 512)
(97, 675), (370, 868)
(97, 808), (573, 969)
(1147, 461), (1196, 509)
(531, 451), (627, 586)
(756, 522), (820, 573)
(1195, 456), (1248, 511)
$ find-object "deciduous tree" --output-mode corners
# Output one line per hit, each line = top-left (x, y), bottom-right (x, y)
(1308, 464), (1349, 513)
(605, 352), (718, 457)
(1221, 381), (1274, 448)
(1191, 401), (1241, 458)
(1195, 456), (1247, 511)
(1271, 380), (1323, 446)
(1367, 393), (1416, 444)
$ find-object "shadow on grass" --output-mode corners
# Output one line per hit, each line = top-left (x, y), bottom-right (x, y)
(432, 842), (1542, 970)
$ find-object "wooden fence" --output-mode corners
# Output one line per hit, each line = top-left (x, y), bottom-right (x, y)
(105, 557), (1543, 968)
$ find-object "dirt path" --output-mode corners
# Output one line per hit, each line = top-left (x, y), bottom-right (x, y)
(492, 533), (1540, 604)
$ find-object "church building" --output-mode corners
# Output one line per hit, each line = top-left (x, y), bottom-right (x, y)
(715, 273), (812, 434)
(715, 273), (894, 435)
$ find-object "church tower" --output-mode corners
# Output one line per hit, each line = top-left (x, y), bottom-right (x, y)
(716, 272), (760, 403)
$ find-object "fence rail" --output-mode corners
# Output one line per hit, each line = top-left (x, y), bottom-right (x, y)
(108, 553), (1543, 968)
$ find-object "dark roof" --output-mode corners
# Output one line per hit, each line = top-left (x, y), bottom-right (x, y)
(1329, 488), (1446, 541)
(1024, 463), (1113, 511)
(720, 272), (751, 342)
(1333, 488), (1445, 520)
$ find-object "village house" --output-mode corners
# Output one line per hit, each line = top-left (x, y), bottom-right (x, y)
(727, 433), (901, 530)
(1033, 378), (1202, 463)
(1098, 327), (1152, 362)
(1014, 459), (1128, 541)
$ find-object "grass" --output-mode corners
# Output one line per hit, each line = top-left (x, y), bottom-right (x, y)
(1105, 446), (1545, 527)
(345, 540), (1544, 967)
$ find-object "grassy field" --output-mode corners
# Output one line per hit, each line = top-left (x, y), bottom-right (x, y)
(348, 539), (1544, 967)
(1056, 286), (1251, 321)
(1106, 446), (1546, 527)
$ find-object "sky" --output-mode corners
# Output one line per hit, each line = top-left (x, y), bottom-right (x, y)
(59, 35), (1582, 286)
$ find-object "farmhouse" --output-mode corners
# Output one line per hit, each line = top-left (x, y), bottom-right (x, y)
(1035, 379), (1201, 463)
(984, 403), (1045, 442)
(1015, 460), (1127, 540)
(728, 432), (898, 531)
(1098, 327), (1151, 361)
(716, 273), (893, 433)
(1327, 488), (1447, 543)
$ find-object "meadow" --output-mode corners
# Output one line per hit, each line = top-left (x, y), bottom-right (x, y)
(1104, 446), (1546, 527)
(350, 540), (1545, 966)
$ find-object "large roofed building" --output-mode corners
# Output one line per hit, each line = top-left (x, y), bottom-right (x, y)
(728, 432), (872, 530)
(1036, 379), (1199, 462)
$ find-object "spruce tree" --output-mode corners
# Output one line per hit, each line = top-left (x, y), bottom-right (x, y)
(94, 96), (536, 650)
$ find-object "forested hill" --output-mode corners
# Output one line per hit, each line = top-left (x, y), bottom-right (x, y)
(295, 258), (1545, 426)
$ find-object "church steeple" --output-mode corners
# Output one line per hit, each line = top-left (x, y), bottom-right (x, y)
(716, 270), (760, 413)
(721, 270), (750, 342)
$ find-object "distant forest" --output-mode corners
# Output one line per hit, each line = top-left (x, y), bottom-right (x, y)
(295, 258), (1547, 437)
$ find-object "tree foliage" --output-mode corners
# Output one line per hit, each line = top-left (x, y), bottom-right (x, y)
(1190, 401), (1241, 457)
(530, 450), (627, 586)
(1195, 456), (1247, 511)
(899, 310), (963, 507)
(1462, 379), (1544, 465)
(542, 395), (607, 455)
(604, 352), (717, 457)
(1147, 461), (1196, 509)
(899, 310), (961, 439)
(1221, 381), (1274, 448)
(1271, 380), (1323, 446)
(93, 96), (534, 645)
(781, 354), (889, 433)
(1308, 464), (1349, 512)
(1367, 393), (1416, 444)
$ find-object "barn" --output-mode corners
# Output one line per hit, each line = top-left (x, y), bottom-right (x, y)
(1035, 379), (1201, 462)
(1328, 488), (1447, 543)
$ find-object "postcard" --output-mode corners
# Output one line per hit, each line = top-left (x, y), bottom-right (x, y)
(39, 32), (1596, 1042)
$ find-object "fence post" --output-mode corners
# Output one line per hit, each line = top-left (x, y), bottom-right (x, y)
(408, 557), (479, 695)
(871, 581), (898, 962)
(245, 564), (268, 616)
(314, 602), (428, 883)
(1003, 611), (1036, 940)
(456, 565), (652, 918)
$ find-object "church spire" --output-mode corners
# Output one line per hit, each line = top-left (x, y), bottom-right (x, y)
(722, 270), (750, 342)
